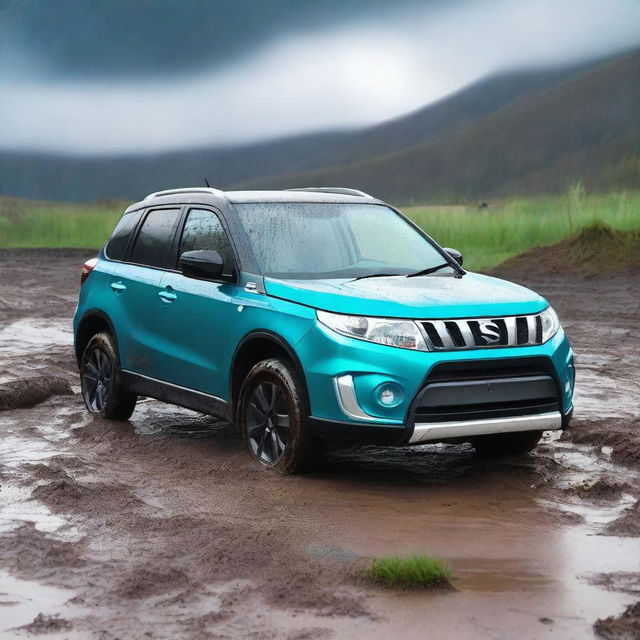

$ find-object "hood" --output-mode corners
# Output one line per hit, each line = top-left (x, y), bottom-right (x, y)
(264, 272), (547, 319)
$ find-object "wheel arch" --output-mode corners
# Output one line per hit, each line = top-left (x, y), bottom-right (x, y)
(74, 309), (119, 367)
(229, 330), (310, 418)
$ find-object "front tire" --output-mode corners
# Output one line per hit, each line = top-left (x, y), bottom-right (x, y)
(238, 358), (321, 474)
(473, 430), (543, 456)
(80, 332), (137, 420)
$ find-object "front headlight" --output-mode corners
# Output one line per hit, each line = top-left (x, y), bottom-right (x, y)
(317, 310), (428, 351)
(540, 306), (560, 343)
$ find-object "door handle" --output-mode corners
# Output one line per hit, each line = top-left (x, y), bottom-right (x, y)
(110, 281), (126, 293)
(158, 288), (177, 303)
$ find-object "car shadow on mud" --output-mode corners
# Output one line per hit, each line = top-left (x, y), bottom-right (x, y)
(120, 400), (557, 490)
(320, 441), (556, 486)
(96, 399), (627, 506)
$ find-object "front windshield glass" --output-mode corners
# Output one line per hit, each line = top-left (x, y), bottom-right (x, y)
(234, 202), (452, 280)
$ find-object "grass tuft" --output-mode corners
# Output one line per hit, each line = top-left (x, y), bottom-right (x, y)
(368, 554), (453, 589)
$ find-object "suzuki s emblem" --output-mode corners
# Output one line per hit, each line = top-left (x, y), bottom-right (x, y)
(478, 320), (501, 344)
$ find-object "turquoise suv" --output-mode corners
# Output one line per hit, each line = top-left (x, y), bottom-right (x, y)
(74, 187), (574, 473)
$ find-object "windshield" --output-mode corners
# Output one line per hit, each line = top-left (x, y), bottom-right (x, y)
(234, 202), (453, 279)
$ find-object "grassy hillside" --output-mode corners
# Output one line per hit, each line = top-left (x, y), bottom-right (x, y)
(2, 188), (638, 272)
(406, 187), (640, 270)
(0, 60), (601, 202)
(239, 49), (640, 202)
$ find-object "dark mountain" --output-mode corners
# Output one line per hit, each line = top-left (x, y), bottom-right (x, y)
(0, 54), (629, 202)
(0, 132), (346, 203)
(282, 61), (598, 173)
(239, 49), (640, 201)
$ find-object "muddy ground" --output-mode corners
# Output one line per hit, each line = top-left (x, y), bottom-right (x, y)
(0, 248), (639, 639)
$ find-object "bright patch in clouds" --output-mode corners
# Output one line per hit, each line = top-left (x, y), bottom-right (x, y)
(2, 0), (639, 153)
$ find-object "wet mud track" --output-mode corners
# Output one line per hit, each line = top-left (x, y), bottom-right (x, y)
(0, 249), (639, 639)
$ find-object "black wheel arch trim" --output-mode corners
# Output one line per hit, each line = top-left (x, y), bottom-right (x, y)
(230, 329), (310, 416)
(74, 309), (121, 367)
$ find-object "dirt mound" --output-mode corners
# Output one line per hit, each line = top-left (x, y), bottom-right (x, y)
(561, 418), (640, 470)
(607, 501), (640, 538)
(0, 523), (86, 575)
(570, 477), (632, 501)
(32, 476), (144, 516)
(113, 566), (192, 600)
(594, 601), (640, 639)
(493, 223), (640, 277)
(0, 375), (72, 410)
(21, 457), (86, 483)
(591, 573), (640, 595)
(19, 613), (72, 634)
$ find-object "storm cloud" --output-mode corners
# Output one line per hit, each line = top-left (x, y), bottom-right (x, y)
(1, 0), (639, 153)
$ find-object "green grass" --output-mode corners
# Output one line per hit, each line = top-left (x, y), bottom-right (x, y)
(404, 187), (640, 270)
(0, 199), (124, 249)
(368, 554), (453, 589)
(1, 187), (639, 271)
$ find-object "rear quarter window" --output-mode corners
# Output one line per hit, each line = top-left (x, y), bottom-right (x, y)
(129, 208), (182, 269)
(105, 210), (142, 261)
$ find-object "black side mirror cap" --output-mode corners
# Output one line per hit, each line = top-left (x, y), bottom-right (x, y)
(180, 250), (225, 280)
(444, 247), (463, 267)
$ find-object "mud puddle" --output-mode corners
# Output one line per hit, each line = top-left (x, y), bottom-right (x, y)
(0, 252), (639, 638)
(0, 570), (85, 638)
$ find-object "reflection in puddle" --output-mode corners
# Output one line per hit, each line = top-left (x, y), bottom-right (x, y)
(0, 319), (72, 358)
(0, 570), (81, 635)
(0, 489), (73, 536)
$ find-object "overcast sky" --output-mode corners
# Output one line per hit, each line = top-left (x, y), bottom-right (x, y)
(1, 0), (639, 155)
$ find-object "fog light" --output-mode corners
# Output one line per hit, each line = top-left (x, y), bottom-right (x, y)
(375, 383), (404, 408)
(380, 388), (395, 405)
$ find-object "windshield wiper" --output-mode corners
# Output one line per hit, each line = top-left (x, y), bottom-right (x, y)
(348, 272), (402, 282)
(406, 263), (455, 278)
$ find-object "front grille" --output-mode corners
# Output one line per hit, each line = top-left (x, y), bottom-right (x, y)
(420, 314), (543, 350)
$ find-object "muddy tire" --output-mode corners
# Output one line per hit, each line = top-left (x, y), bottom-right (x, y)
(473, 430), (543, 456)
(238, 357), (321, 475)
(80, 332), (137, 421)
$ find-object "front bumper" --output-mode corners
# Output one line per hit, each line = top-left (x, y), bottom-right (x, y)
(296, 320), (575, 445)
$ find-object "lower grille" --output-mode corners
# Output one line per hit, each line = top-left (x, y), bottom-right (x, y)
(412, 358), (561, 423)
(421, 314), (543, 350)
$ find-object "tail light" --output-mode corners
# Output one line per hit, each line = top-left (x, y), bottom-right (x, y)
(81, 258), (98, 286)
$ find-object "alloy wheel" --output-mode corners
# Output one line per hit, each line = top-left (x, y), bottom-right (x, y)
(246, 382), (290, 464)
(82, 347), (113, 412)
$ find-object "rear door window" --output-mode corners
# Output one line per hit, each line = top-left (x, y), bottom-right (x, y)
(105, 210), (142, 261)
(129, 208), (181, 269)
(179, 208), (235, 274)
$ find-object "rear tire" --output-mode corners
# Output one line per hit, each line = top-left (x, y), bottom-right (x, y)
(238, 357), (321, 474)
(473, 430), (543, 456)
(80, 332), (137, 421)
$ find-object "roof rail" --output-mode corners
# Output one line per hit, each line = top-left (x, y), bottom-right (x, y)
(144, 187), (224, 200)
(286, 187), (374, 198)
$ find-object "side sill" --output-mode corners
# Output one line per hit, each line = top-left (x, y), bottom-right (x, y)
(121, 370), (232, 421)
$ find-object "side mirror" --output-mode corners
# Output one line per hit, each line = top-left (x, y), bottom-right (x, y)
(180, 250), (225, 280)
(444, 247), (463, 267)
